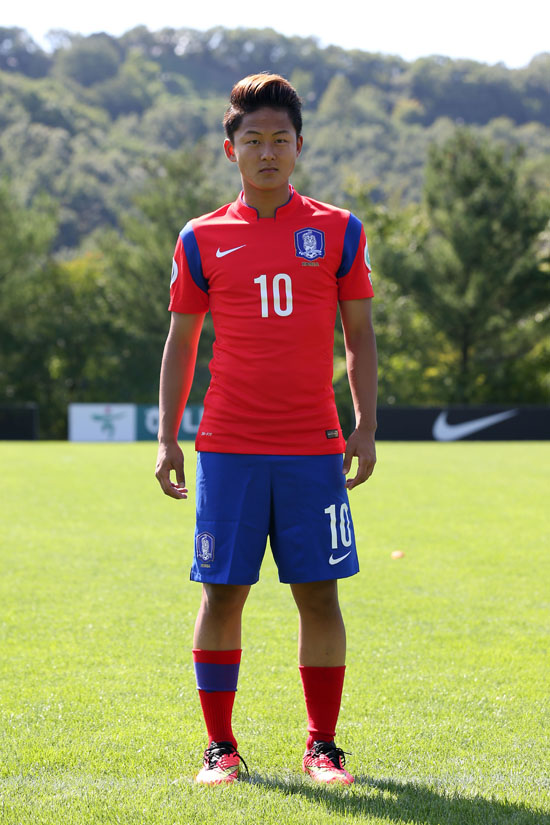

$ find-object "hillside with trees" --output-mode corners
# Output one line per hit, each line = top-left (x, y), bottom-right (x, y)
(1, 26), (549, 436)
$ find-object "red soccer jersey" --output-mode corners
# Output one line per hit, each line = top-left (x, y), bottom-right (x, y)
(169, 187), (374, 454)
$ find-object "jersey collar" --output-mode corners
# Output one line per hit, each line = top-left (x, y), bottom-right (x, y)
(229, 185), (300, 222)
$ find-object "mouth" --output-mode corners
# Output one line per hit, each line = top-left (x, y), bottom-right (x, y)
(259, 167), (278, 173)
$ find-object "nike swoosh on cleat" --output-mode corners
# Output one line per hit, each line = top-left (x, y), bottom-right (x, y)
(432, 410), (518, 442)
(329, 551), (352, 565)
(216, 245), (246, 258)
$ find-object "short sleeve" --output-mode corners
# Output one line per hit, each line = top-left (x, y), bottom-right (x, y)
(336, 213), (374, 302)
(168, 222), (210, 313)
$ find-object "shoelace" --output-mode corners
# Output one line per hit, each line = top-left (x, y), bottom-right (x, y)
(204, 741), (249, 776)
(310, 742), (351, 769)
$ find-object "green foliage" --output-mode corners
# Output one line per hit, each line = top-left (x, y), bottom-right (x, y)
(94, 148), (229, 408)
(342, 143), (550, 407)
(317, 74), (354, 121)
(0, 182), (61, 434)
(0, 181), (131, 435)
(414, 129), (549, 402)
(1, 27), (550, 248)
(94, 52), (165, 117)
(0, 26), (51, 77)
(340, 186), (453, 406)
(53, 32), (122, 87)
(1, 29), (550, 430)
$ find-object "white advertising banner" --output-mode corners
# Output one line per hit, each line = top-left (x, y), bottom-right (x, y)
(68, 404), (137, 442)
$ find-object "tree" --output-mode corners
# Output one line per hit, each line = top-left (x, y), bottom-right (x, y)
(53, 33), (122, 87)
(403, 129), (550, 402)
(317, 75), (354, 121)
(0, 182), (62, 434)
(339, 182), (452, 408)
(0, 27), (51, 77)
(95, 51), (164, 117)
(95, 148), (228, 405)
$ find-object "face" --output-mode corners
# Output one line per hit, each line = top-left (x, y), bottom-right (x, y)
(224, 107), (303, 197)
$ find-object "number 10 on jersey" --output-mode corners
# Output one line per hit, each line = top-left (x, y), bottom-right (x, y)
(254, 274), (293, 317)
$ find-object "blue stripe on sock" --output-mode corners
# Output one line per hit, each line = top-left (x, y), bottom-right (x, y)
(194, 661), (240, 692)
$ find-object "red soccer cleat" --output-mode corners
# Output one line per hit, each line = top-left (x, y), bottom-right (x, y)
(303, 740), (354, 785)
(195, 741), (248, 785)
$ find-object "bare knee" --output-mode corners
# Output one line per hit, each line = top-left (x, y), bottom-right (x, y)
(200, 583), (250, 620)
(291, 580), (341, 619)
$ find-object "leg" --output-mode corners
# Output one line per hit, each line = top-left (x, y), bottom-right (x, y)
(194, 582), (251, 650)
(290, 579), (346, 666)
(193, 583), (251, 784)
(291, 579), (353, 784)
(191, 453), (269, 783)
(268, 455), (358, 783)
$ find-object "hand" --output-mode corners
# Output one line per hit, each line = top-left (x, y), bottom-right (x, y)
(155, 441), (188, 499)
(343, 428), (376, 490)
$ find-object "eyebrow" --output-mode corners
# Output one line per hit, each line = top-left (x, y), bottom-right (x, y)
(242, 129), (291, 136)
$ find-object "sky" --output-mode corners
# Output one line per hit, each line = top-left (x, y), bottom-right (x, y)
(4, 0), (550, 69)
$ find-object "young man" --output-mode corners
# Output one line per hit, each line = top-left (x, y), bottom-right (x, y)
(155, 73), (377, 785)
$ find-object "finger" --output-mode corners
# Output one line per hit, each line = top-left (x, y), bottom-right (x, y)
(175, 459), (186, 488)
(164, 480), (188, 500)
(169, 481), (188, 499)
(347, 455), (366, 489)
(342, 443), (355, 475)
(346, 456), (375, 489)
(156, 466), (187, 499)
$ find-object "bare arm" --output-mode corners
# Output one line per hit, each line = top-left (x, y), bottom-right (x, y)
(155, 311), (205, 499)
(339, 298), (378, 489)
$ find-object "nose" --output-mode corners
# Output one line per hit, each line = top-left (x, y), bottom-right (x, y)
(260, 142), (276, 160)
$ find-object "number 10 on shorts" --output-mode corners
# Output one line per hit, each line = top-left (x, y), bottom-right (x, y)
(324, 503), (352, 549)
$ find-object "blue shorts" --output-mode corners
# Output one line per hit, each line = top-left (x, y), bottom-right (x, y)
(191, 452), (359, 585)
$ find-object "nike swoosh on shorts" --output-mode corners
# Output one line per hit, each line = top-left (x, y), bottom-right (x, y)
(329, 552), (352, 565)
(432, 410), (517, 442)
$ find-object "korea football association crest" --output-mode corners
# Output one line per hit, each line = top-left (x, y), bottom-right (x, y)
(295, 227), (325, 261)
(196, 531), (215, 565)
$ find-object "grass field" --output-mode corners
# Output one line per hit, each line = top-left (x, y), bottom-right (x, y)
(0, 441), (548, 825)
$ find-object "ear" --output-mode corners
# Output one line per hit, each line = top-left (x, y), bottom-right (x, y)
(224, 139), (237, 163)
(296, 135), (303, 158)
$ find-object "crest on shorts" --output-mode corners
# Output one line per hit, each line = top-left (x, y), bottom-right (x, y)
(196, 532), (215, 563)
(295, 228), (325, 261)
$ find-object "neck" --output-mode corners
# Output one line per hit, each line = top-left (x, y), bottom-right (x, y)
(241, 182), (292, 218)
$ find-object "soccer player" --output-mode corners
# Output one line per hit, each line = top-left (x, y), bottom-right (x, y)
(155, 73), (377, 785)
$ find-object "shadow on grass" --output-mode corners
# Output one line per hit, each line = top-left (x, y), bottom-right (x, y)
(248, 773), (550, 824)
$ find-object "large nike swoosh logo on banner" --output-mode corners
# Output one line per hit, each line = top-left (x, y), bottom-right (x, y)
(432, 410), (518, 441)
(216, 245), (246, 258)
(329, 551), (352, 565)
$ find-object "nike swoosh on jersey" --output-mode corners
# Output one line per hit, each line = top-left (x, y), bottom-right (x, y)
(329, 551), (352, 565)
(432, 410), (518, 442)
(216, 245), (246, 258)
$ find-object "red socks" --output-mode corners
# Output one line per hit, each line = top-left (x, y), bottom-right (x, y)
(193, 649), (241, 749)
(193, 653), (345, 751)
(197, 690), (238, 749)
(299, 665), (346, 750)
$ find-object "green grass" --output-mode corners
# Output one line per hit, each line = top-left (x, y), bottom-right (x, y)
(0, 441), (548, 824)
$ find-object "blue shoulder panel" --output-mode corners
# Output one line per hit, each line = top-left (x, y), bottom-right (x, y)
(180, 222), (208, 293)
(336, 213), (362, 279)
